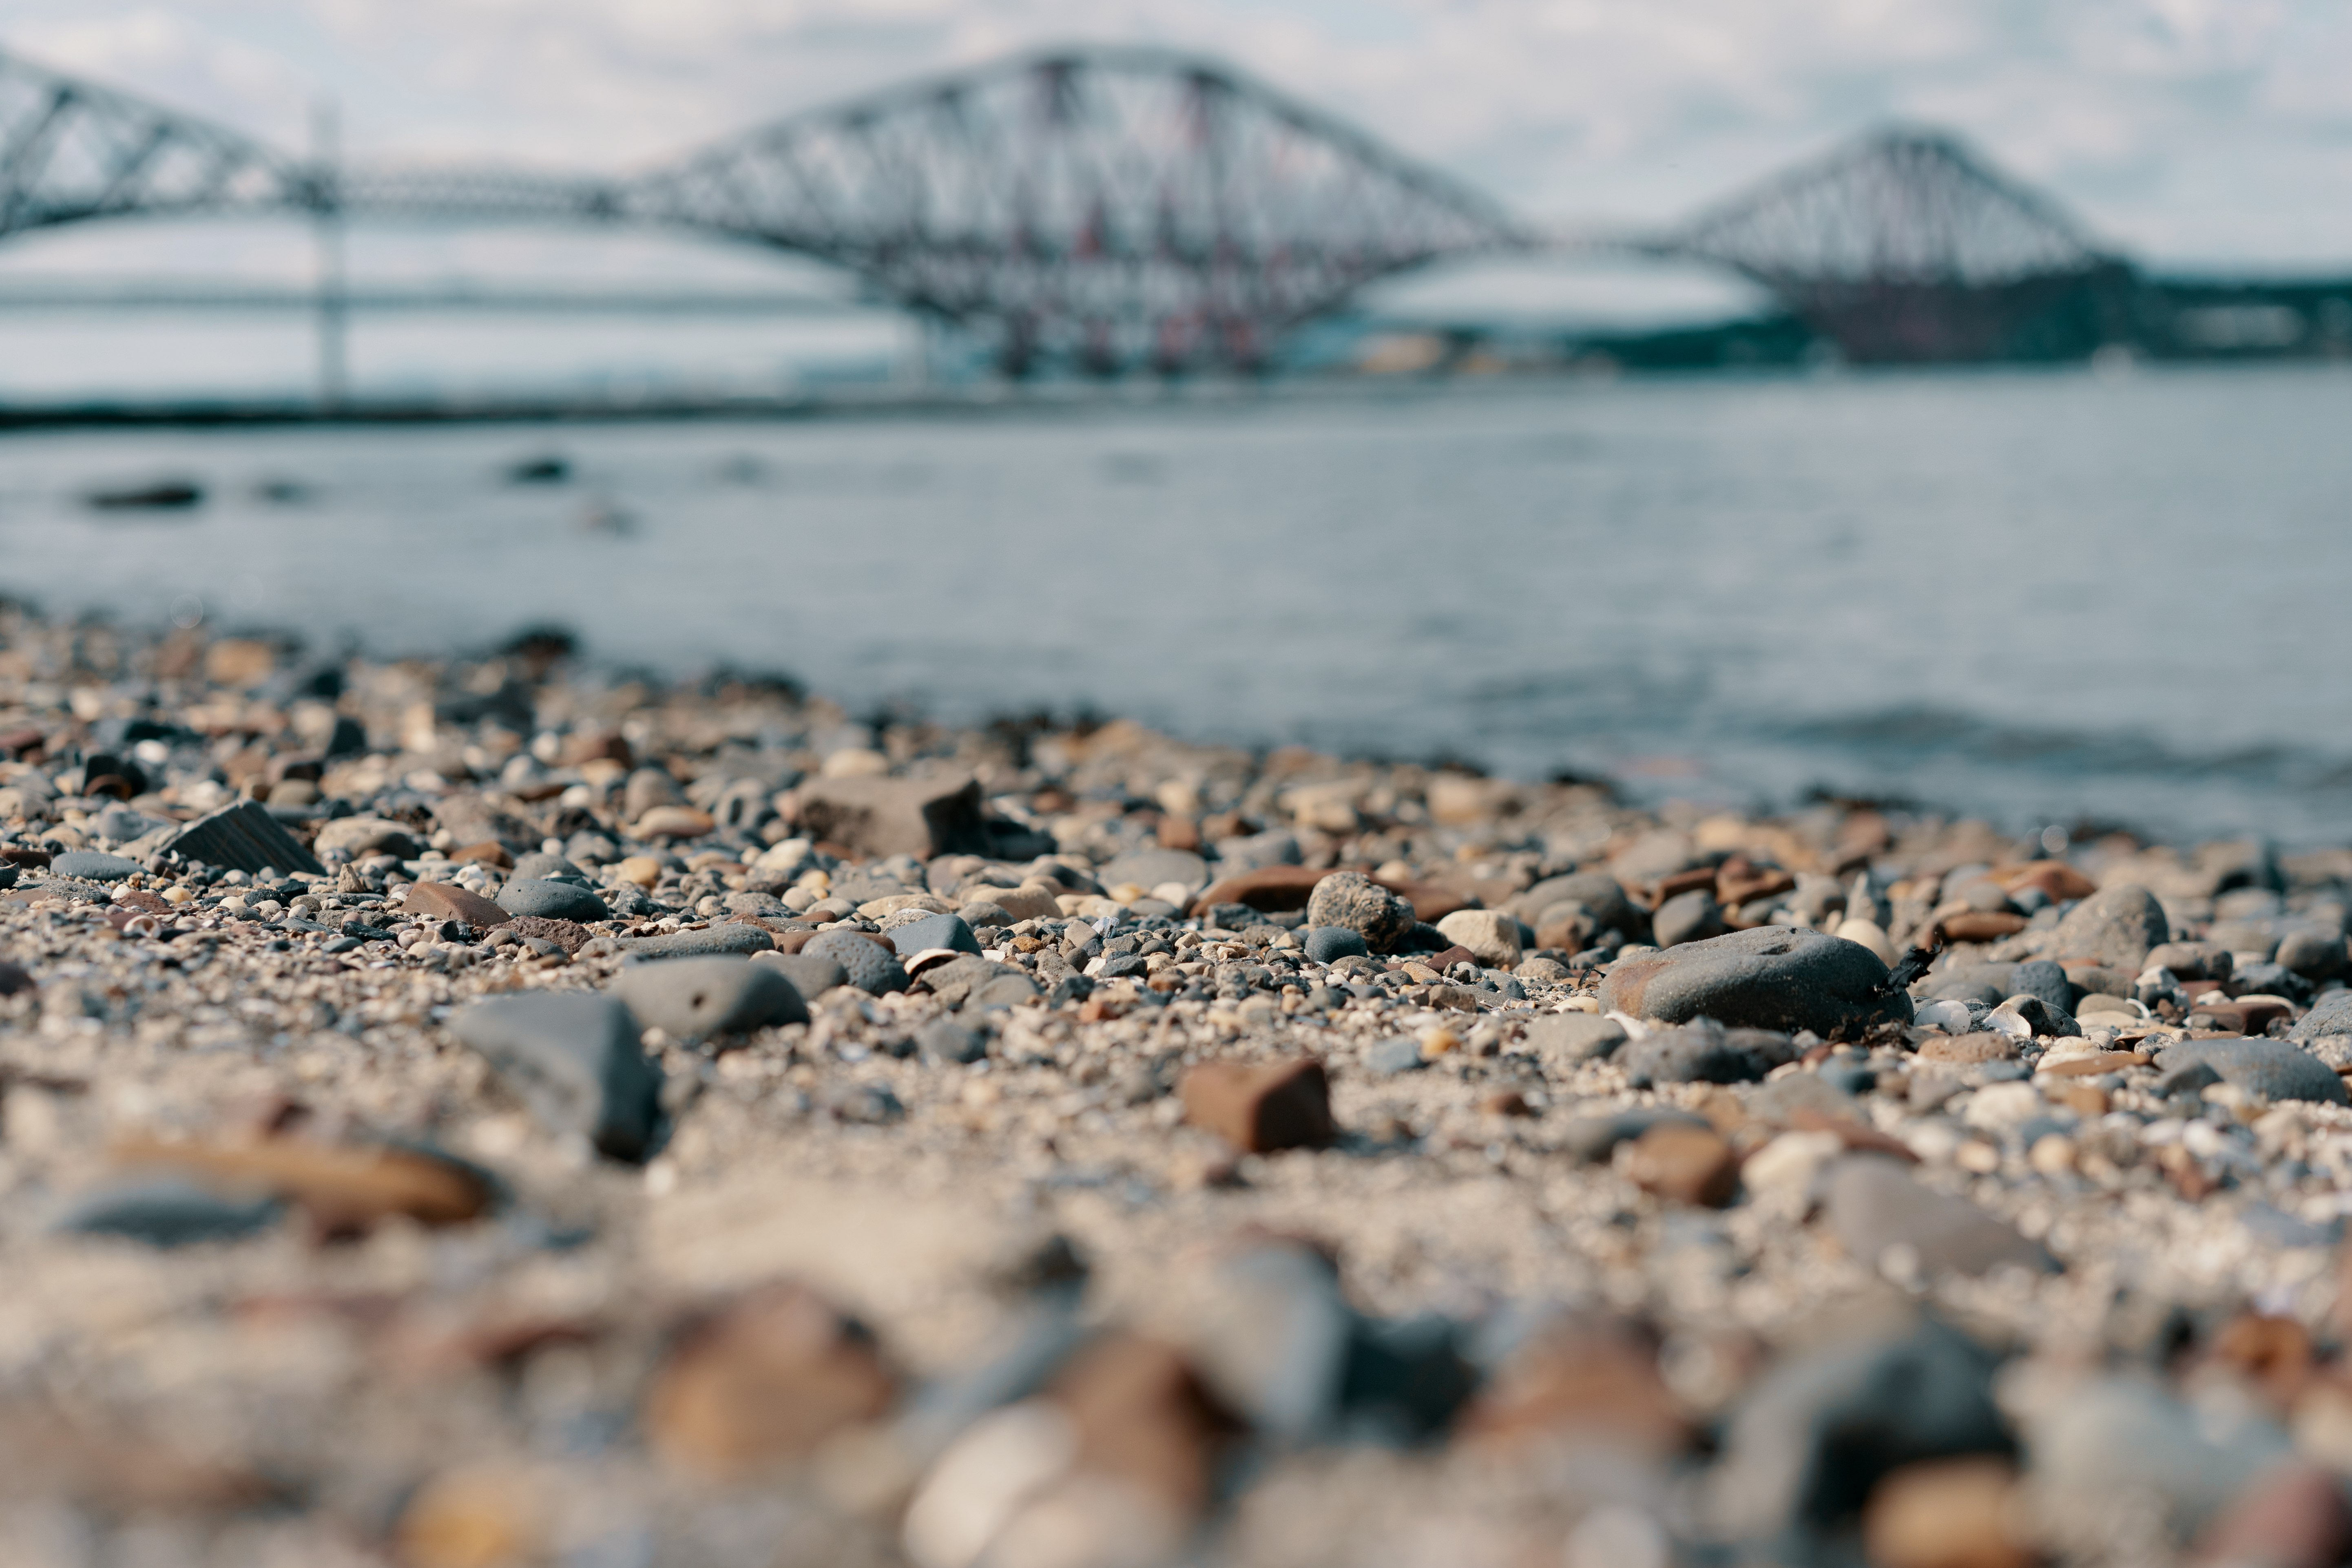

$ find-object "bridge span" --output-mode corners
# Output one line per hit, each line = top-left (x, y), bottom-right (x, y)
(1, 42), (2344, 380)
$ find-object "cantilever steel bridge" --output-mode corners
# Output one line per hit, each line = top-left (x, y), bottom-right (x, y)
(0, 41), (2285, 376)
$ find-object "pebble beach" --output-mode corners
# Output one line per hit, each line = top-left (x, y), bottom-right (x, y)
(6, 604), (2352, 1568)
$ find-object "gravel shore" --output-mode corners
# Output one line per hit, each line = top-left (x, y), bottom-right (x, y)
(4, 606), (2352, 1568)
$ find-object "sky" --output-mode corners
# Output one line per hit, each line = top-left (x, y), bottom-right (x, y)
(4, 0), (2350, 348)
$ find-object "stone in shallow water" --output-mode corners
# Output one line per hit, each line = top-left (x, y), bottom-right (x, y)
(496, 877), (610, 922)
(2155, 1037), (2347, 1105)
(1599, 926), (1912, 1037)
(613, 955), (807, 1041)
(451, 992), (662, 1161)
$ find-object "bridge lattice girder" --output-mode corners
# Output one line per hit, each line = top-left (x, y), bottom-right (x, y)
(1658, 126), (2129, 360)
(0, 42), (2149, 368)
(627, 49), (1523, 372)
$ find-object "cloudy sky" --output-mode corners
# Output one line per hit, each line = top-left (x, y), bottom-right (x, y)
(7, 0), (2352, 276)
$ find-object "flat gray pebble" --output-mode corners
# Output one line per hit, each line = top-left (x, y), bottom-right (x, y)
(613, 955), (808, 1040)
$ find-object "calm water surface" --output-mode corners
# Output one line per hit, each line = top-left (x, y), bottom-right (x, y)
(2, 367), (2349, 842)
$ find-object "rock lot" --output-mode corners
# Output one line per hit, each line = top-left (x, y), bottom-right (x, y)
(1, 608), (2351, 1564)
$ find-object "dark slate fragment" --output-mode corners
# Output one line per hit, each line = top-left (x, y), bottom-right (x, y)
(451, 992), (663, 1161)
(165, 799), (325, 875)
(55, 1177), (283, 1246)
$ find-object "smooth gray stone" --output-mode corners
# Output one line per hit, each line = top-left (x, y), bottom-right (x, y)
(2277, 928), (2349, 980)
(803, 929), (909, 995)
(752, 949), (849, 998)
(617, 923), (774, 959)
(2291, 990), (2352, 1044)
(50, 849), (139, 882)
(2008, 959), (2077, 1015)
(496, 878), (611, 922)
(918, 1017), (988, 1064)
(612, 955), (806, 1040)
(1097, 847), (1209, 894)
(1617, 1020), (1798, 1086)
(509, 852), (591, 885)
(2155, 1036), (2348, 1104)
(2048, 883), (2169, 971)
(1652, 889), (1727, 948)
(1213, 831), (1301, 873)
(1509, 871), (1641, 935)
(1560, 1106), (1709, 1163)
(1712, 1313), (2009, 1548)
(1302, 925), (1370, 964)
(451, 992), (663, 1161)
(972, 972), (1041, 1007)
(1365, 1037), (1425, 1075)
(888, 912), (981, 957)
(2021, 1374), (2292, 1544)
(1521, 1011), (1626, 1062)
(54, 1177), (282, 1246)
(1822, 1155), (2057, 1276)
(1599, 926), (1912, 1037)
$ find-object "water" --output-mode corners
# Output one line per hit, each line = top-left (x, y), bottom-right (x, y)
(3, 365), (2350, 844)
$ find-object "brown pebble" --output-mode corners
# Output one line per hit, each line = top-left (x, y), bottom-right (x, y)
(1048, 1334), (1241, 1518)
(2195, 1462), (2352, 1568)
(2049, 1083), (2111, 1117)
(1178, 1058), (1338, 1153)
(2208, 1312), (2317, 1412)
(1863, 1456), (2029, 1568)
(1622, 1122), (1739, 1207)
(1459, 1318), (1690, 1457)
(644, 1282), (896, 1480)
(2039, 1050), (2148, 1077)
(115, 1135), (493, 1236)
(632, 805), (716, 840)
(1477, 1088), (1536, 1117)
(1938, 911), (2029, 943)
(447, 840), (513, 869)
(1915, 1032), (2016, 1064)
(401, 882), (512, 929)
